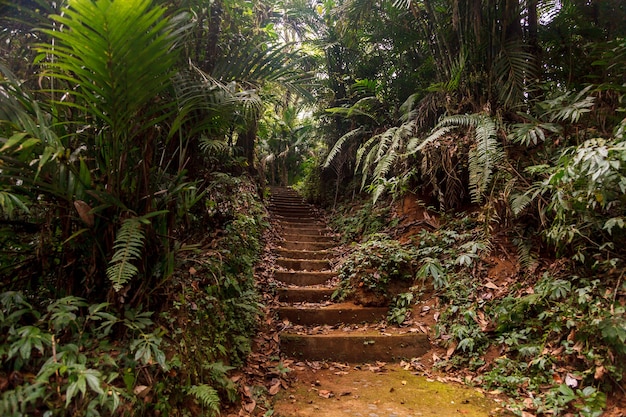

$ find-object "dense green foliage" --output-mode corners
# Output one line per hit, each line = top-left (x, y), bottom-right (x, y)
(0, 0), (300, 414)
(1, 0), (626, 415)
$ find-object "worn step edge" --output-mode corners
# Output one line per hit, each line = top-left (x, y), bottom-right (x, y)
(277, 305), (387, 325)
(276, 222), (326, 230)
(276, 287), (335, 303)
(281, 234), (334, 243)
(280, 226), (329, 234)
(274, 215), (321, 223)
(276, 258), (331, 271)
(270, 209), (316, 216)
(273, 271), (336, 286)
(275, 249), (331, 260)
(280, 241), (335, 251)
(267, 201), (315, 211)
(279, 332), (430, 362)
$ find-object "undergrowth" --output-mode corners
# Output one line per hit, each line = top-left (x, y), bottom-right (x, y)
(331, 196), (625, 416)
(0, 174), (268, 416)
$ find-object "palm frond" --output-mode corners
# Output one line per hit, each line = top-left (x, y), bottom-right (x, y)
(492, 41), (536, 108)
(212, 42), (315, 101)
(38, 0), (181, 136)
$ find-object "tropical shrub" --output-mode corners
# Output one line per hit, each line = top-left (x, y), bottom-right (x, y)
(335, 235), (417, 306)
(0, 291), (166, 416)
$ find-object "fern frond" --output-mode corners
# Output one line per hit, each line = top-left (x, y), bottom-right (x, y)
(371, 180), (386, 205)
(513, 236), (538, 272)
(323, 127), (365, 168)
(106, 218), (146, 292)
(188, 384), (220, 415)
(417, 113), (504, 203)
(406, 125), (455, 154)
(468, 114), (503, 202)
(355, 133), (381, 172)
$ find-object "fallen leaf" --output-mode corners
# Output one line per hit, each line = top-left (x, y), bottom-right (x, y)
(318, 390), (333, 399)
(446, 341), (458, 358)
(484, 281), (499, 290)
(189, 266), (197, 275)
(242, 400), (256, 413)
(133, 385), (150, 397)
(269, 380), (281, 395)
(565, 373), (578, 388)
(594, 366), (605, 380)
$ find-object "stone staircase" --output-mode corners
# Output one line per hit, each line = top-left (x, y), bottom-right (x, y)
(268, 187), (429, 363)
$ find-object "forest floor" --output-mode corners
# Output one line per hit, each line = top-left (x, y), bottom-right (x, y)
(224, 193), (625, 417)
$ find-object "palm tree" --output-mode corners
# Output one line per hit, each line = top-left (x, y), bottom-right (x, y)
(1, 0), (186, 301)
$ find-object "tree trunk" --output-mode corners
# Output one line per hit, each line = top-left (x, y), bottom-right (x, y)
(236, 118), (257, 172)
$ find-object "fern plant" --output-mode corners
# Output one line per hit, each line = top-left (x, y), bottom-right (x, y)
(408, 112), (505, 204)
(106, 218), (145, 293)
(188, 384), (221, 416)
(106, 212), (165, 293)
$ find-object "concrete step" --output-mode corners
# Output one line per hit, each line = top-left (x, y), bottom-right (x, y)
(280, 226), (329, 235)
(276, 258), (331, 271)
(277, 304), (387, 325)
(276, 221), (326, 229)
(280, 331), (430, 362)
(281, 233), (333, 243)
(274, 214), (321, 224)
(275, 249), (331, 260)
(269, 207), (316, 215)
(273, 271), (336, 286)
(279, 240), (334, 251)
(269, 201), (312, 207)
(276, 287), (335, 303)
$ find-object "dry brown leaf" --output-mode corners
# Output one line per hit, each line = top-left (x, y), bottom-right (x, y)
(446, 341), (458, 358)
(484, 281), (499, 290)
(594, 365), (606, 380)
(269, 380), (281, 396)
(242, 400), (256, 413)
(133, 385), (150, 398)
(318, 390), (333, 399)
(74, 200), (94, 227)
